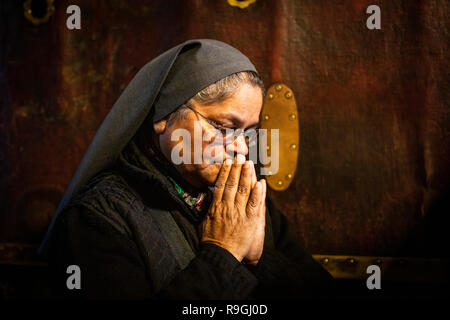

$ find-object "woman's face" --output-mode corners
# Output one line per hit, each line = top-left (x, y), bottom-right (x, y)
(154, 83), (263, 189)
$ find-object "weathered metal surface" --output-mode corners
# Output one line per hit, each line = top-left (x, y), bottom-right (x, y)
(0, 242), (448, 285)
(1, 0), (449, 261)
(0, 243), (46, 266)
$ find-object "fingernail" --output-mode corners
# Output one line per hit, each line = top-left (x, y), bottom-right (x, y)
(248, 160), (254, 167)
(225, 158), (232, 165)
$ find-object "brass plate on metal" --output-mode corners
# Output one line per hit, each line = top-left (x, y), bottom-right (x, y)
(24, 0), (55, 26)
(227, 0), (257, 9)
(313, 255), (450, 284)
(260, 83), (299, 191)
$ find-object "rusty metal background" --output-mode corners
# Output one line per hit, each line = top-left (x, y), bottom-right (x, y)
(1, 0), (449, 264)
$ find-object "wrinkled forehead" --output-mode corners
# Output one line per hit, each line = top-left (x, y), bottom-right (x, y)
(194, 84), (263, 128)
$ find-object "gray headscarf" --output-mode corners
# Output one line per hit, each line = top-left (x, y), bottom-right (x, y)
(40, 39), (258, 252)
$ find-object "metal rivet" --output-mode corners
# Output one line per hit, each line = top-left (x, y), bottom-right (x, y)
(347, 258), (356, 264)
(286, 173), (293, 180)
(275, 84), (282, 91)
(289, 113), (296, 121)
(285, 91), (292, 99)
(289, 144), (297, 151)
(268, 93), (274, 100)
(322, 258), (329, 264)
(266, 145), (270, 151)
(264, 114), (270, 120)
(277, 180), (283, 186)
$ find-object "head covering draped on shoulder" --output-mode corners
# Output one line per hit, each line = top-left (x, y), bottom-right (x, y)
(40, 39), (258, 252)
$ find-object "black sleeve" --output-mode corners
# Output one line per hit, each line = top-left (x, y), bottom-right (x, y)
(249, 199), (335, 299)
(48, 206), (257, 300)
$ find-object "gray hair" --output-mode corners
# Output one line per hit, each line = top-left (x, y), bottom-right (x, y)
(170, 71), (265, 121)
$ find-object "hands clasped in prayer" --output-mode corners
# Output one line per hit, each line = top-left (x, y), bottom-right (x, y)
(200, 157), (267, 267)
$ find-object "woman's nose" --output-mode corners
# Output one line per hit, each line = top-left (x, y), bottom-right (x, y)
(225, 135), (249, 158)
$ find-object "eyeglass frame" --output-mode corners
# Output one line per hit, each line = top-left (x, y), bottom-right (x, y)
(182, 104), (260, 145)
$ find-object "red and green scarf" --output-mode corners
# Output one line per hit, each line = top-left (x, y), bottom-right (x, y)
(168, 177), (209, 214)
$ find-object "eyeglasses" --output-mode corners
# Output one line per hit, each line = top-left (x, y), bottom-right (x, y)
(184, 105), (260, 145)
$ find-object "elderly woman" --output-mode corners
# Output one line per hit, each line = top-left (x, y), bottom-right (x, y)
(42, 39), (333, 299)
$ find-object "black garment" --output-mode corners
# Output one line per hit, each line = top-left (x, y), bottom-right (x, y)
(47, 142), (334, 300)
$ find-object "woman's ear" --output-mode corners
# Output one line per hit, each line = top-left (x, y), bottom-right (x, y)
(153, 119), (167, 134)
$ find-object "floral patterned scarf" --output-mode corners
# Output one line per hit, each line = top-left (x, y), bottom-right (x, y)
(168, 176), (209, 214)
